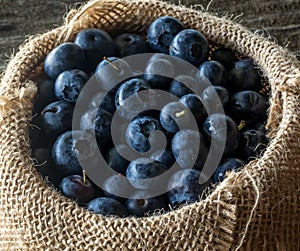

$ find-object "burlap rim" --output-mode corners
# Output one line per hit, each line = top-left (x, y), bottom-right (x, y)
(0, 0), (300, 250)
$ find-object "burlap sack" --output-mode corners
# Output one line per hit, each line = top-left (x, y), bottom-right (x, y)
(0, 0), (299, 250)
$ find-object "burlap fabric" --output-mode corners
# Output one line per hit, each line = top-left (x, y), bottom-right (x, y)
(0, 0), (300, 250)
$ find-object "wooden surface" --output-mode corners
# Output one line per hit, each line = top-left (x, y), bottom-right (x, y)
(0, 0), (300, 73)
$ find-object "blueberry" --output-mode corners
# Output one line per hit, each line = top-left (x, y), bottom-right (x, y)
(144, 59), (175, 90)
(179, 94), (206, 125)
(95, 57), (133, 91)
(228, 59), (262, 92)
(197, 60), (228, 87)
(32, 148), (64, 187)
(114, 33), (152, 57)
(105, 144), (137, 175)
(167, 169), (211, 206)
(80, 108), (98, 132)
(74, 28), (116, 72)
(87, 197), (129, 217)
(59, 174), (96, 204)
(211, 48), (237, 71)
(169, 29), (209, 67)
(125, 190), (168, 217)
(169, 75), (204, 98)
(29, 115), (49, 149)
(160, 102), (194, 133)
(126, 116), (163, 153)
(200, 85), (229, 113)
(239, 129), (268, 159)
(88, 90), (116, 115)
(94, 108), (113, 146)
(126, 158), (167, 190)
(203, 114), (239, 156)
(229, 91), (268, 124)
(103, 174), (134, 202)
(33, 78), (56, 113)
(40, 101), (74, 140)
(52, 130), (97, 176)
(171, 129), (209, 170)
(44, 42), (85, 79)
(147, 16), (184, 54)
(150, 148), (175, 169)
(212, 158), (245, 183)
(54, 69), (89, 104)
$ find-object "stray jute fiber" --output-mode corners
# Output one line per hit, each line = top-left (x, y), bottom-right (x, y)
(0, 0), (299, 250)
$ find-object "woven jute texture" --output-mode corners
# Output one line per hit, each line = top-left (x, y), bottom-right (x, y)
(0, 0), (300, 250)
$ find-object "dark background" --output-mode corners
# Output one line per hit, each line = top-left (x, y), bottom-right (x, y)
(0, 0), (299, 73)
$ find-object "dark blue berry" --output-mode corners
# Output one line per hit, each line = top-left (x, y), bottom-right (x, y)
(179, 94), (206, 124)
(54, 69), (89, 104)
(203, 114), (239, 156)
(197, 60), (228, 87)
(94, 108), (113, 146)
(212, 158), (245, 183)
(167, 169), (211, 206)
(95, 57), (133, 91)
(59, 174), (96, 204)
(160, 102), (194, 133)
(80, 108), (98, 132)
(125, 190), (168, 217)
(52, 130), (97, 176)
(150, 148), (175, 169)
(169, 29), (209, 67)
(169, 75), (204, 98)
(88, 197), (129, 217)
(211, 48), (237, 71)
(126, 116), (163, 153)
(147, 16), (184, 54)
(44, 42), (85, 79)
(88, 90), (116, 115)
(74, 28), (116, 72)
(126, 158), (167, 190)
(114, 33), (152, 57)
(171, 129), (209, 170)
(228, 59), (262, 92)
(33, 78), (56, 113)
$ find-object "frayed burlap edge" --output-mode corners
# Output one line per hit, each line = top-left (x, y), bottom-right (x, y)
(0, 0), (300, 250)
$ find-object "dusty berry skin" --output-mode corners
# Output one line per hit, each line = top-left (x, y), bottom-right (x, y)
(79, 108), (98, 132)
(211, 48), (237, 71)
(33, 78), (56, 113)
(44, 42), (86, 80)
(179, 94), (206, 125)
(125, 190), (168, 217)
(212, 158), (245, 183)
(105, 144), (135, 175)
(74, 28), (116, 72)
(52, 130), (97, 176)
(88, 197), (129, 217)
(203, 113), (240, 156)
(115, 78), (154, 120)
(160, 102), (194, 133)
(229, 91), (268, 125)
(169, 29), (209, 67)
(169, 75), (203, 98)
(197, 60), (228, 87)
(147, 16), (184, 54)
(228, 59), (262, 92)
(94, 108), (113, 146)
(88, 91), (117, 115)
(126, 116), (163, 153)
(126, 158), (167, 190)
(54, 69), (89, 104)
(32, 148), (64, 187)
(144, 58), (175, 90)
(40, 101), (74, 140)
(167, 169), (211, 206)
(102, 174), (134, 202)
(150, 149), (175, 169)
(59, 174), (96, 204)
(95, 56), (133, 91)
(200, 85), (229, 109)
(114, 33), (152, 57)
(171, 129), (209, 170)
(239, 129), (268, 160)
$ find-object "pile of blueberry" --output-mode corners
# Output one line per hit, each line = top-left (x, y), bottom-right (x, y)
(30, 16), (269, 218)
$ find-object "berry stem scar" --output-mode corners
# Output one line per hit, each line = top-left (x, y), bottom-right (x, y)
(175, 110), (187, 118)
(103, 57), (120, 72)
(83, 169), (87, 184)
(238, 120), (246, 130)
